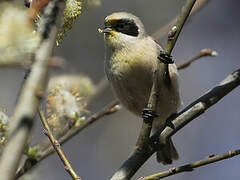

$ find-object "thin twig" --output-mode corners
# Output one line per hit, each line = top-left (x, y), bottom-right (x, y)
(16, 100), (119, 179)
(111, 1), (197, 179)
(39, 107), (81, 180)
(162, 0), (197, 85)
(165, 0), (196, 54)
(152, 0), (210, 39)
(138, 149), (240, 180)
(0, 1), (65, 180)
(177, 49), (218, 70)
(110, 68), (240, 180)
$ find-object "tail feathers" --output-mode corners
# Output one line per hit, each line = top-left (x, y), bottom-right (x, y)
(156, 138), (178, 164)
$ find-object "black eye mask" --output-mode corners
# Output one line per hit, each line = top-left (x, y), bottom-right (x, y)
(107, 19), (139, 37)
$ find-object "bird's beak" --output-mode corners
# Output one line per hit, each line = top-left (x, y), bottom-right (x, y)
(98, 27), (112, 34)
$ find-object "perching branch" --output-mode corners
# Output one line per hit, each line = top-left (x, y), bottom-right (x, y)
(138, 149), (240, 180)
(137, 0), (196, 149)
(0, 56), (64, 69)
(0, 1), (65, 180)
(177, 49), (218, 70)
(16, 100), (119, 179)
(111, 1), (197, 180)
(39, 107), (81, 180)
(157, 69), (240, 144)
(111, 68), (240, 180)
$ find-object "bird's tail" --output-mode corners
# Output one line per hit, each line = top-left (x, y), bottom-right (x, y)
(156, 138), (178, 164)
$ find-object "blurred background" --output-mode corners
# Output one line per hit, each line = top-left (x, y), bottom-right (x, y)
(1, 0), (240, 179)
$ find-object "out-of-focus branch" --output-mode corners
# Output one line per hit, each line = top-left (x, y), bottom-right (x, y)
(16, 100), (119, 179)
(111, 1), (197, 179)
(0, 1), (65, 180)
(0, 56), (64, 69)
(111, 68), (240, 180)
(151, 0), (210, 39)
(177, 49), (218, 70)
(39, 108), (81, 180)
(138, 149), (240, 180)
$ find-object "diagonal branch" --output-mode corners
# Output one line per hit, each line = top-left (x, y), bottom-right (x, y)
(138, 149), (240, 180)
(39, 107), (81, 180)
(0, 56), (64, 69)
(0, 1), (65, 180)
(157, 68), (240, 143)
(111, 68), (240, 180)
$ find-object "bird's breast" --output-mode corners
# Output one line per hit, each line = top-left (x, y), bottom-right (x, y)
(104, 38), (181, 124)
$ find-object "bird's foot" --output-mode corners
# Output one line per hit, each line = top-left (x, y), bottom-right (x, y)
(158, 51), (174, 64)
(165, 113), (177, 129)
(142, 108), (158, 124)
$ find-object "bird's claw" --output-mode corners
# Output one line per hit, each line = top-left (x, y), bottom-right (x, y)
(142, 108), (158, 123)
(165, 113), (177, 129)
(158, 51), (174, 64)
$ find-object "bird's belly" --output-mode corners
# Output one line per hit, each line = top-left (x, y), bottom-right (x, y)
(114, 74), (152, 116)
(106, 60), (153, 116)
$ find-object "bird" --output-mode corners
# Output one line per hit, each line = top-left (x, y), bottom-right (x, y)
(100, 12), (181, 164)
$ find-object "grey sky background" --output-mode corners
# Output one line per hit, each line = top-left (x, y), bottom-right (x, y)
(0, 0), (240, 180)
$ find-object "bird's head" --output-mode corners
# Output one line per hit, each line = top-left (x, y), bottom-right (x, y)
(99, 12), (147, 48)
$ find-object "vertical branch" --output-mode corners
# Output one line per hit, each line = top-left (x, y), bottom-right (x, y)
(39, 108), (81, 180)
(0, 1), (65, 180)
(111, 0), (197, 180)
(137, 0), (197, 153)
(135, 70), (159, 149)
